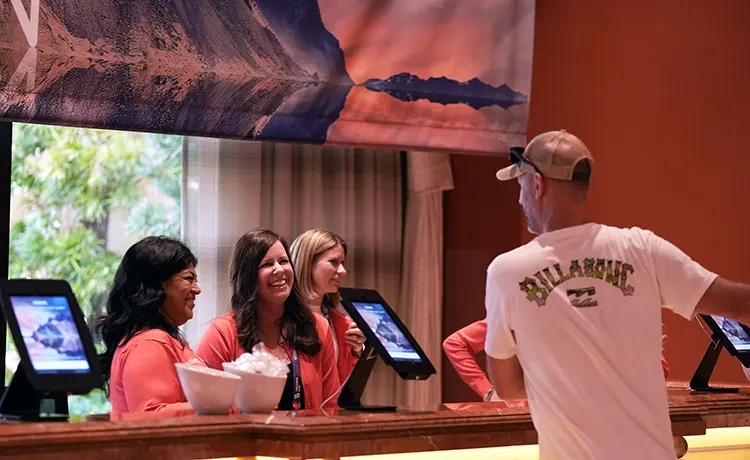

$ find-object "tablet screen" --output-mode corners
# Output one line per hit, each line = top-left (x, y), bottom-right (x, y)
(351, 301), (421, 362)
(9, 296), (91, 374)
(711, 315), (750, 352)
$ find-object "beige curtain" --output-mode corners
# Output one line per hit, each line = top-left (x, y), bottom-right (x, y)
(397, 151), (454, 406)
(181, 139), (453, 406)
(181, 137), (404, 404)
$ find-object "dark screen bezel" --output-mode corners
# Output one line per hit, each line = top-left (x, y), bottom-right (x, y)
(339, 287), (436, 379)
(0, 279), (103, 393)
(701, 314), (750, 367)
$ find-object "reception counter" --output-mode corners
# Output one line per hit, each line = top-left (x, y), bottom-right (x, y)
(0, 385), (748, 460)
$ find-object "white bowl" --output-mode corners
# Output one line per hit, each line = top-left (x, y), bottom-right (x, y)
(222, 363), (287, 413)
(175, 363), (241, 415)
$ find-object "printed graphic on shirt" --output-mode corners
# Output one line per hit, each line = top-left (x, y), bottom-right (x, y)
(518, 258), (634, 307)
(566, 287), (597, 308)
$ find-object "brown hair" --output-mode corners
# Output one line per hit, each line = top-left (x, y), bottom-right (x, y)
(229, 228), (320, 355)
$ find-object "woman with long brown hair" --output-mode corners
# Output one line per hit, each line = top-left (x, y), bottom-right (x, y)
(196, 228), (339, 409)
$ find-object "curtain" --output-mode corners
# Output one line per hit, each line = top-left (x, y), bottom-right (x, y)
(181, 137), (404, 404)
(397, 151), (454, 406)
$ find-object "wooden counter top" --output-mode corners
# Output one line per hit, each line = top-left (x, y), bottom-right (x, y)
(0, 386), (746, 460)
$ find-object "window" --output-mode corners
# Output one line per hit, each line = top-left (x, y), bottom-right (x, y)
(6, 123), (183, 414)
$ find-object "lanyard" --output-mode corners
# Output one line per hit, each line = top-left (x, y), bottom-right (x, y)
(290, 347), (302, 410)
(321, 298), (330, 318)
(319, 299), (339, 360)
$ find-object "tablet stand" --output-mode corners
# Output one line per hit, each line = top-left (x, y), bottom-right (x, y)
(0, 364), (69, 421)
(338, 345), (397, 412)
(689, 332), (740, 394)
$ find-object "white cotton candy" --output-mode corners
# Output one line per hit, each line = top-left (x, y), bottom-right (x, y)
(230, 342), (289, 378)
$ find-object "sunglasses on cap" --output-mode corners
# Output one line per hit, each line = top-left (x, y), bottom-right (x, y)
(509, 147), (544, 177)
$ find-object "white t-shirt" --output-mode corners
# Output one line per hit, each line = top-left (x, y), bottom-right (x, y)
(484, 223), (717, 460)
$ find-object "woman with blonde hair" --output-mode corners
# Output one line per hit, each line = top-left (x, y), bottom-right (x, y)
(289, 229), (365, 381)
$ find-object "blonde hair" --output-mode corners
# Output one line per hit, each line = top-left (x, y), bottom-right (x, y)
(289, 229), (348, 310)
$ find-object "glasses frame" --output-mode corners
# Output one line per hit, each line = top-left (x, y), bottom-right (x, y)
(509, 146), (544, 178)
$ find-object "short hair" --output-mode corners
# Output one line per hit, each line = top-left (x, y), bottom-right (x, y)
(572, 158), (593, 182)
(566, 159), (592, 201)
(289, 229), (348, 308)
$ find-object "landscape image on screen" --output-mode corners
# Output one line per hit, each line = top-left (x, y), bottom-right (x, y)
(351, 301), (421, 361)
(712, 315), (750, 352)
(10, 296), (90, 373)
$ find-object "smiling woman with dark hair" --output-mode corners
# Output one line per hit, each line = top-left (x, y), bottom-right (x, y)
(196, 228), (340, 410)
(97, 235), (204, 413)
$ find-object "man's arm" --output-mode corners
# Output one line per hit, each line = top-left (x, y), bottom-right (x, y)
(695, 277), (750, 325)
(486, 353), (526, 400)
(443, 320), (495, 399)
(484, 260), (526, 400)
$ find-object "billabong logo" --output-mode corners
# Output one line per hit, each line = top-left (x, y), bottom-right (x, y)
(518, 258), (635, 307)
(566, 287), (598, 308)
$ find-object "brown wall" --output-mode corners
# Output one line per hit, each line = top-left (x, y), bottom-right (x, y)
(443, 155), (520, 402)
(442, 0), (750, 402)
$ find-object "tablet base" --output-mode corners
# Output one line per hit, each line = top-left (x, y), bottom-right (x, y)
(0, 364), (69, 422)
(689, 334), (740, 394)
(338, 345), (397, 412)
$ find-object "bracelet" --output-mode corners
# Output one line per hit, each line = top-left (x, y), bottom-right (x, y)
(352, 342), (365, 357)
(483, 388), (496, 402)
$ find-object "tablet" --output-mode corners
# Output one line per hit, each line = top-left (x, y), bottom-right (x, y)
(0, 279), (103, 393)
(339, 288), (436, 379)
(701, 314), (750, 366)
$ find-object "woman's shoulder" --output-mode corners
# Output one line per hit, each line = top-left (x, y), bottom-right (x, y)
(209, 311), (236, 330)
(328, 308), (351, 322)
(115, 329), (184, 361)
(311, 311), (332, 335)
(129, 328), (180, 346)
(326, 308), (353, 335)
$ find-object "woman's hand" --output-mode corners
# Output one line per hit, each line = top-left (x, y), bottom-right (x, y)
(344, 322), (366, 356)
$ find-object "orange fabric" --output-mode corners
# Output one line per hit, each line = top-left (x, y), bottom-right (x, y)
(443, 319), (672, 399)
(109, 329), (205, 413)
(328, 309), (359, 381)
(195, 311), (341, 409)
(443, 320), (493, 398)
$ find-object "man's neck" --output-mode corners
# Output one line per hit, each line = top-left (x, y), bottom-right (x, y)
(539, 209), (590, 234)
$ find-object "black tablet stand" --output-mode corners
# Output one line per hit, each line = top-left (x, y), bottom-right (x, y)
(0, 364), (69, 421)
(689, 332), (740, 394)
(338, 345), (397, 412)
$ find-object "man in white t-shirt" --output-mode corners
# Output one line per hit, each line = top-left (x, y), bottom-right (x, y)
(485, 129), (750, 460)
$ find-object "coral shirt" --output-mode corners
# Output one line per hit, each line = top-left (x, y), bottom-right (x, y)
(195, 311), (341, 409)
(326, 308), (359, 381)
(443, 319), (672, 399)
(109, 329), (205, 414)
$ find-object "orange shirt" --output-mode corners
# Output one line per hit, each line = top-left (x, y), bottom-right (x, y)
(195, 311), (341, 409)
(327, 309), (359, 381)
(443, 319), (672, 399)
(109, 329), (205, 413)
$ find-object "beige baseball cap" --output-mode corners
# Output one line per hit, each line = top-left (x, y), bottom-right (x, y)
(496, 130), (594, 182)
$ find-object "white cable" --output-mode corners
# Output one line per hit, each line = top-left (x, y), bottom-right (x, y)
(695, 315), (720, 348)
(320, 367), (354, 409)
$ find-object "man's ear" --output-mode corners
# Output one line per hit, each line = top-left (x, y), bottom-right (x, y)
(534, 173), (544, 199)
